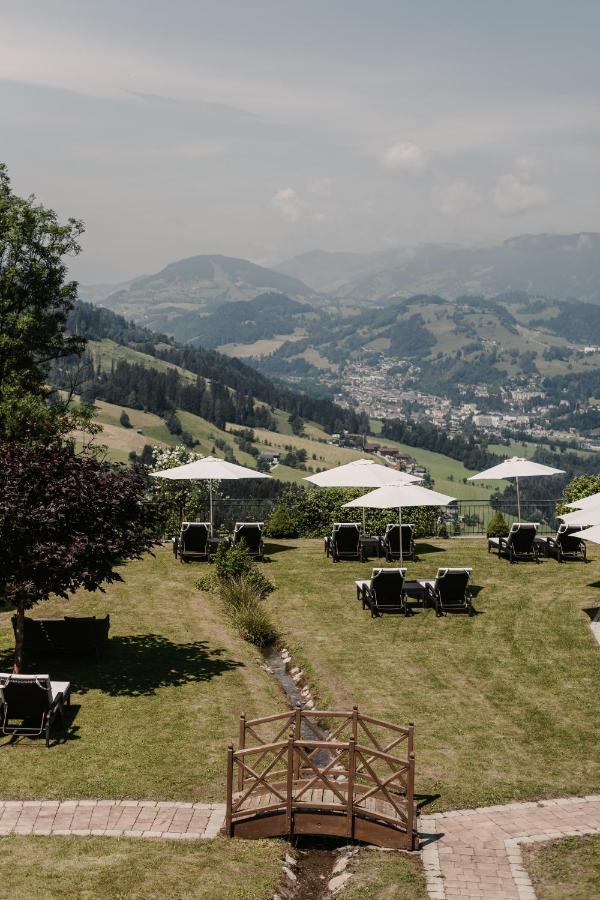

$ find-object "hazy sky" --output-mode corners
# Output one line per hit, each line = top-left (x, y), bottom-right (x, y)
(2, 1), (600, 282)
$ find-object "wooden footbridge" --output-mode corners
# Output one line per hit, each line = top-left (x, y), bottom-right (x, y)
(225, 706), (417, 850)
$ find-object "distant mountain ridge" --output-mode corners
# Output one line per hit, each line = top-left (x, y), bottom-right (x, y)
(276, 233), (600, 303)
(100, 253), (317, 331)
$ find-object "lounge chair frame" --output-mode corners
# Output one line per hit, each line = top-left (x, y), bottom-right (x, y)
(488, 523), (540, 563)
(325, 523), (364, 562)
(423, 568), (474, 617)
(177, 522), (212, 562)
(232, 522), (265, 560)
(356, 568), (409, 617)
(380, 523), (416, 562)
(0, 674), (71, 748)
(545, 524), (587, 563)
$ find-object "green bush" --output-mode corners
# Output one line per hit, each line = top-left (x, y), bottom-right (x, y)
(564, 475), (600, 504)
(265, 485), (438, 538)
(220, 576), (278, 647)
(437, 521), (448, 539)
(211, 541), (274, 600)
(487, 510), (510, 538)
(265, 504), (299, 538)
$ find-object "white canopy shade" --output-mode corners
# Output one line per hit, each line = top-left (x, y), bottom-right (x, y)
(559, 505), (600, 527)
(344, 482), (455, 511)
(467, 457), (565, 519)
(571, 524), (600, 544)
(343, 482), (455, 565)
(151, 456), (271, 529)
(305, 458), (421, 531)
(305, 459), (420, 488)
(565, 491), (600, 510)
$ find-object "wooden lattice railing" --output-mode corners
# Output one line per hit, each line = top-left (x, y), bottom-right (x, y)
(225, 706), (416, 848)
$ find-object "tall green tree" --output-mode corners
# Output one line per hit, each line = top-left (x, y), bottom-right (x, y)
(0, 163), (85, 437)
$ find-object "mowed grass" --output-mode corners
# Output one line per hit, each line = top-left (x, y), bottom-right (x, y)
(0, 546), (284, 800)
(264, 539), (600, 811)
(522, 835), (600, 900)
(0, 835), (284, 900)
(344, 849), (428, 899)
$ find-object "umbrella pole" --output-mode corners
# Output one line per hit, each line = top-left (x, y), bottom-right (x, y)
(516, 476), (521, 521)
(399, 506), (403, 568)
(362, 506), (366, 535)
(209, 480), (213, 534)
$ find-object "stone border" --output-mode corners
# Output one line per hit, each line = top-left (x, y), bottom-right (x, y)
(506, 825), (600, 900)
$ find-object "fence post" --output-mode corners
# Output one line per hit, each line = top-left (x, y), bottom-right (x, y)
(286, 731), (294, 837)
(408, 721), (414, 762)
(238, 713), (246, 791)
(346, 737), (355, 838)
(406, 751), (416, 850)
(352, 704), (358, 742)
(226, 743), (234, 837)
(294, 704), (302, 779)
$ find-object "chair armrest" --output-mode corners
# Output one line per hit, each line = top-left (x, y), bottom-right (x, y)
(546, 536), (558, 547)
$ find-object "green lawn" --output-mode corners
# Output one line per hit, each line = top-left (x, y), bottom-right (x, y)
(263, 539), (600, 811)
(344, 849), (428, 899)
(523, 835), (600, 900)
(0, 546), (284, 800)
(0, 836), (284, 900)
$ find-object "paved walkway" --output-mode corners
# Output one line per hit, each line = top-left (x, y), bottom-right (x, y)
(420, 795), (600, 899)
(0, 800), (225, 839)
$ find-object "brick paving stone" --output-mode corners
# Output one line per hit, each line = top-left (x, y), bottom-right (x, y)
(420, 796), (600, 899)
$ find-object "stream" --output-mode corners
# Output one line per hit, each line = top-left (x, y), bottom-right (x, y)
(260, 646), (350, 899)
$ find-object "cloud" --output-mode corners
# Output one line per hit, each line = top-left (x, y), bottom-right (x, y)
(491, 173), (549, 215)
(379, 141), (426, 173)
(307, 176), (332, 197)
(436, 181), (481, 215)
(271, 187), (304, 222)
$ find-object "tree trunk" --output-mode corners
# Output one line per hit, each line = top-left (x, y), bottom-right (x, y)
(13, 601), (25, 674)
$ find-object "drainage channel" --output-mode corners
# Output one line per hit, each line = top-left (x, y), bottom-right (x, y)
(260, 646), (354, 899)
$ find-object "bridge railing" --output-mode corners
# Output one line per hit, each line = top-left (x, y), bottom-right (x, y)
(226, 707), (416, 844)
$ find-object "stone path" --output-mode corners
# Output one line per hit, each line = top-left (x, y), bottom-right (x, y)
(420, 795), (600, 899)
(0, 800), (225, 839)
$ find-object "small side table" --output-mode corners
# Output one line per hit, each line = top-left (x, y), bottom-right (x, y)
(359, 536), (381, 559)
(208, 536), (230, 560)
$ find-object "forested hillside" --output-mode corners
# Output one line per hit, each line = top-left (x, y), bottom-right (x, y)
(52, 301), (369, 435)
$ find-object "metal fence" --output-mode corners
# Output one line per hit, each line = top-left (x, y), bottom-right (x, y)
(448, 500), (561, 537)
(197, 498), (276, 533)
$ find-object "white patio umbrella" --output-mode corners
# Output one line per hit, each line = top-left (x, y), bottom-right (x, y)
(565, 491), (600, 510)
(570, 524), (600, 543)
(151, 456), (272, 531)
(467, 457), (565, 520)
(305, 459), (421, 531)
(343, 482), (456, 565)
(559, 505), (600, 527)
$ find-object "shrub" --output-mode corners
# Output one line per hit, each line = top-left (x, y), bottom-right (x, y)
(437, 521), (448, 539)
(119, 410), (132, 428)
(265, 504), (298, 538)
(487, 511), (509, 538)
(212, 541), (274, 600)
(220, 576), (278, 647)
(564, 475), (600, 504)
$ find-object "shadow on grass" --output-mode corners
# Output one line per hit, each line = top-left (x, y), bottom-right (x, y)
(416, 543), (448, 555)
(0, 634), (243, 698)
(263, 542), (298, 555)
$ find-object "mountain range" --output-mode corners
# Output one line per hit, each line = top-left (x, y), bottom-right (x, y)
(276, 233), (600, 302)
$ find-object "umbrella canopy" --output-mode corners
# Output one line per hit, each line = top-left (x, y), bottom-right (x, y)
(559, 505), (600, 527)
(565, 491), (600, 510)
(467, 457), (565, 519)
(305, 459), (420, 488)
(305, 459), (421, 531)
(571, 524), (600, 544)
(343, 482), (455, 564)
(151, 456), (271, 529)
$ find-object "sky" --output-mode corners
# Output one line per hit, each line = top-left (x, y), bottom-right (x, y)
(2, 0), (600, 283)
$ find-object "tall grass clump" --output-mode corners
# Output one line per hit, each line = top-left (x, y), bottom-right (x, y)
(197, 541), (277, 646)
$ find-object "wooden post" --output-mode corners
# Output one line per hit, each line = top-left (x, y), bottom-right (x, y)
(286, 731), (294, 838)
(406, 751), (416, 850)
(294, 704), (302, 780)
(408, 721), (414, 761)
(226, 743), (234, 837)
(352, 705), (358, 742)
(346, 737), (355, 838)
(238, 713), (246, 791)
